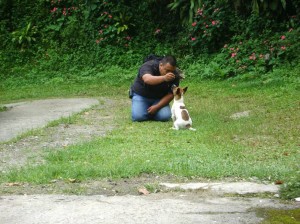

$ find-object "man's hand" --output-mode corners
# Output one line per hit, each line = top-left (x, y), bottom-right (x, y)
(164, 72), (175, 82)
(147, 105), (159, 114)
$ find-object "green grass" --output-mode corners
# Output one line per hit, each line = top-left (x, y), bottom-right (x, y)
(0, 79), (299, 199)
(257, 208), (300, 224)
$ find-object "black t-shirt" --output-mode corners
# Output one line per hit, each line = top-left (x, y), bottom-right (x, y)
(131, 60), (180, 99)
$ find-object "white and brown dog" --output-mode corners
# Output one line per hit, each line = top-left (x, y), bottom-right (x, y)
(171, 85), (196, 131)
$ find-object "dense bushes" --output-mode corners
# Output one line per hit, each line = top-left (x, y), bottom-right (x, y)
(0, 0), (299, 84)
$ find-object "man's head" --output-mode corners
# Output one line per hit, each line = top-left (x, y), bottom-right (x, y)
(159, 55), (177, 76)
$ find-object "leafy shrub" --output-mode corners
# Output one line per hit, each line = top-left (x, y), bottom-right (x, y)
(188, 1), (230, 53)
(1, 0), (300, 84)
(11, 22), (38, 50)
(204, 21), (300, 79)
(95, 1), (133, 47)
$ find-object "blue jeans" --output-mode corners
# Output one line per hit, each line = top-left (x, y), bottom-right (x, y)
(131, 93), (171, 122)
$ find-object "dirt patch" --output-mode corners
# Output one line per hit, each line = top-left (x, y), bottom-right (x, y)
(0, 173), (206, 197)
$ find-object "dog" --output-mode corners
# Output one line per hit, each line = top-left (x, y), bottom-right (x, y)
(171, 85), (196, 131)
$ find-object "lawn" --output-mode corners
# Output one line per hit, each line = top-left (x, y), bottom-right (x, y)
(0, 79), (299, 199)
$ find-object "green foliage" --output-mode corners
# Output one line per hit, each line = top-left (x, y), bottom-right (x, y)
(45, 0), (95, 49)
(11, 22), (38, 50)
(0, 0), (299, 84)
(95, 1), (133, 46)
(280, 172), (300, 200)
(168, 0), (203, 25)
(219, 26), (300, 77)
(251, 0), (286, 17)
(232, 0), (289, 19)
(188, 1), (230, 52)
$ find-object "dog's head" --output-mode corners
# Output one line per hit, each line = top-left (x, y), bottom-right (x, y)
(172, 86), (188, 100)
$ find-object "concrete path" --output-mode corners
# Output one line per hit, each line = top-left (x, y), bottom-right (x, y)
(0, 98), (99, 142)
(0, 193), (297, 224)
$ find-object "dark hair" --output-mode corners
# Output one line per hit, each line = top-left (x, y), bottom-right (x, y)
(160, 55), (177, 67)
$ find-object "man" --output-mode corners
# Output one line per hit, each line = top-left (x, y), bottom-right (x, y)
(130, 55), (181, 121)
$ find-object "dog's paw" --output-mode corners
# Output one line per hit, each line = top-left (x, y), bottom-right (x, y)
(189, 127), (196, 131)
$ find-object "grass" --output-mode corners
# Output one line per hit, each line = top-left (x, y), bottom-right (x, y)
(257, 208), (300, 224)
(0, 78), (299, 199)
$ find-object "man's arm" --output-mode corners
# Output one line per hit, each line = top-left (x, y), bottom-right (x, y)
(142, 73), (175, 85)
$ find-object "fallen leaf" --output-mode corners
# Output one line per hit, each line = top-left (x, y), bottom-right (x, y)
(138, 188), (150, 195)
(6, 182), (22, 187)
(275, 180), (284, 185)
(68, 178), (78, 183)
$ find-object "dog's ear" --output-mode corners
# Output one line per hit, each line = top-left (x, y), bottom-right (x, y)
(183, 87), (188, 94)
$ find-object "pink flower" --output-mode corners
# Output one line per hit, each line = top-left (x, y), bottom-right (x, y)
(192, 22), (197, 27)
(154, 29), (161, 34)
(50, 7), (58, 13)
(197, 8), (203, 16)
(281, 46), (286, 50)
(223, 44), (228, 48)
(231, 53), (237, 58)
(211, 21), (216, 25)
(249, 53), (256, 60)
(191, 37), (196, 41)
(108, 15), (112, 18)
(281, 35), (286, 40)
